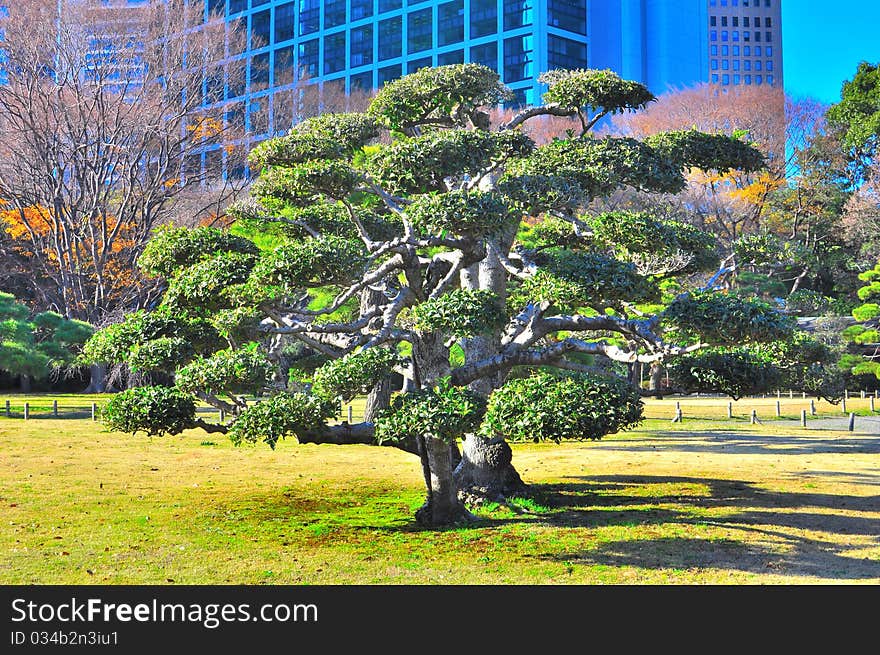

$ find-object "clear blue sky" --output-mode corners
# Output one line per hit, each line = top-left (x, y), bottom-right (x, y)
(783, 2), (880, 104)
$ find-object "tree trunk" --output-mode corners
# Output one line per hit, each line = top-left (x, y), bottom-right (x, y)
(84, 364), (107, 394)
(363, 376), (392, 423)
(454, 433), (527, 505)
(649, 362), (665, 399)
(20, 374), (31, 393)
(415, 434), (472, 526)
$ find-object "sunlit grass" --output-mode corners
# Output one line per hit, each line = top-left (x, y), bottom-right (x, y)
(2, 415), (879, 584)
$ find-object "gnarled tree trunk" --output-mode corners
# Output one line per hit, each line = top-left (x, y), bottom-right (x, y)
(454, 434), (527, 505)
(84, 364), (107, 394)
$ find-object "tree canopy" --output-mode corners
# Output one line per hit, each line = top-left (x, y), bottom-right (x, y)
(84, 65), (841, 526)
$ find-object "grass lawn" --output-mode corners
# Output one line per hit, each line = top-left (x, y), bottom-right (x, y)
(1, 413), (879, 585)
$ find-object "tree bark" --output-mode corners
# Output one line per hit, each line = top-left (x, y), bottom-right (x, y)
(84, 364), (107, 394)
(20, 374), (31, 393)
(363, 376), (392, 423)
(454, 434), (527, 505)
(649, 362), (665, 399)
(415, 434), (472, 526)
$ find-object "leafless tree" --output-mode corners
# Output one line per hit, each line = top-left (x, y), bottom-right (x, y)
(0, 0), (248, 324)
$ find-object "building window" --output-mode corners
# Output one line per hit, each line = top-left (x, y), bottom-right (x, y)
(711, 45), (718, 55)
(733, 46), (740, 55)
(438, 50), (464, 65)
(745, 75), (751, 84)
(743, 31), (750, 42)
(379, 0), (402, 13)
(229, 0), (247, 13)
(378, 64), (401, 86)
(722, 74), (729, 84)
(350, 24), (372, 68)
(350, 71), (373, 93)
(732, 31), (739, 42)
(733, 60), (740, 71)
(755, 46), (762, 56)
(250, 52), (270, 91)
(299, 0), (320, 36)
(251, 10), (270, 48)
(298, 39), (318, 78)
(754, 31), (761, 42)
(722, 59), (729, 70)
(744, 17), (750, 27)
(547, 34), (586, 70)
(744, 60), (751, 71)
(710, 16), (717, 27)
(711, 59), (718, 70)
(548, 0), (586, 35)
(722, 45), (729, 55)
(408, 8), (433, 54)
(378, 17), (402, 61)
(766, 60), (773, 71)
(470, 42), (498, 72)
(756, 75), (762, 84)
(744, 46), (751, 55)
(350, 0), (373, 21)
(721, 16), (727, 27)
(324, 32), (346, 75)
(765, 17), (772, 27)
(275, 2), (296, 44)
(755, 60), (761, 71)
(732, 17), (738, 27)
(712, 73), (719, 83)
(755, 17), (761, 28)
(471, 0), (498, 38)
(439, 1), (464, 46)
(504, 0), (533, 30)
(721, 31), (728, 41)
(766, 32), (772, 42)
(710, 30), (717, 41)
(274, 45), (295, 86)
(767, 74), (774, 85)
(325, 0), (347, 29)
(504, 35), (533, 83)
(408, 57), (432, 74)
(733, 74), (740, 84)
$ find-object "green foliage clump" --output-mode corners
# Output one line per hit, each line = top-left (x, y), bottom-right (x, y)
(514, 249), (659, 312)
(507, 136), (685, 200)
(0, 293), (94, 378)
(826, 61), (880, 152)
(102, 386), (197, 436)
(227, 393), (336, 449)
(497, 175), (587, 216)
(375, 380), (486, 445)
(405, 190), (515, 237)
(587, 211), (719, 274)
(407, 289), (507, 337)
(176, 346), (274, 396)
(667, 348), (780, 399)
(368, 63), (512, 131)
(250, 160), (363, 206)
(644, 129), (766, 174)
(128, 337), (194, 374)
(367, 129), (533, 195)
(249, 235), (368, 292)
(311, 347), (400, 402)
(481, 371), (643, 442)
(664, 291), (795, 345)
(162, 251), (258, 311)
(138, 225), (259, 279)
(785, 289), (833, 316)
(540, 68), (655, 114)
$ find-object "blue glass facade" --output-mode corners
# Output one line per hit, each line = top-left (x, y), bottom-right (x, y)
(209, 0), (599, 136)
(209, 1), (725, 138)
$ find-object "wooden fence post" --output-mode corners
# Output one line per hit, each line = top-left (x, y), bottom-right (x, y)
(848, 413), (855, 432)
(810, 399), (816, 415)
(775, 400), (781, 417)
(4, 399), (9, 418)
(52, 400), (58, 417)
(842, 398), (847, 414)
(24, 402), (29, 421)
(801, 409), (807, 428)
(347, 405), (353, 423)
(871, 396), (876, 412)
(727, 401), (733, 419)
(91, 403), (97, 422)
(750, 409), (758, 424)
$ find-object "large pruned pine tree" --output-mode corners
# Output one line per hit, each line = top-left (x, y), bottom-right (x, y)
(83, 65), (842, 526)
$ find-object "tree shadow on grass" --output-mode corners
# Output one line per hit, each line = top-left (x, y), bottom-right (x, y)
(592, 431), (880, 456)
(520, 475), (880, 580)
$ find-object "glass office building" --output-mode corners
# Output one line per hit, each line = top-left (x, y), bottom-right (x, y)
(211, 0), (592, 137)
